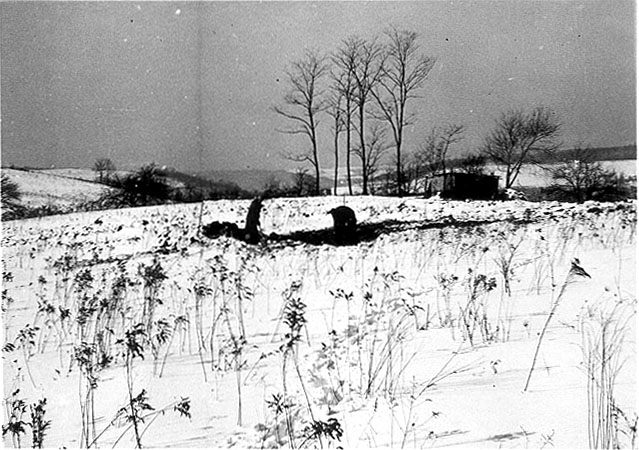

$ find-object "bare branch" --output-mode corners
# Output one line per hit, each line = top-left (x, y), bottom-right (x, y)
(273, 48), (329, 195)
(372, 26), (436, 195)
(481, 106), (562, 188)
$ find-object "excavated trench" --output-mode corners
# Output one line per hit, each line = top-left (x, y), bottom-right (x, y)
(202, 216), (536, 247)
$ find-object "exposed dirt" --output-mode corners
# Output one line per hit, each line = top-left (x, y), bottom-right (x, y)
(204, 216), (539, 247)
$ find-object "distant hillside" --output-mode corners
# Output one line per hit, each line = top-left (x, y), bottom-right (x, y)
(196, 169), (333, 193)
(163, 168), (250, 198)
(1, 168), (112, 209)
(589, 145), (636, 161)
(448, 144), (636, 167)
(535, 145), (636, 162)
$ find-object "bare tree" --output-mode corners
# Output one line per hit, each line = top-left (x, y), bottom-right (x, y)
(413, 124), (464, 176)
(458, 153), (487, 175)
(372, 27), (436, 196)
(438, 123), (465, 175)
(414, 128), (442, 174)
(331, 45), (358, 195)
(353, 123), (391, 193)
(481, 107), (561, 189)
(544, 146), (629, 203)
(347, 36), (386, 195)
(326, 91), (346, 193)
(292, 167), (316, 197)
(93, 157), (116, 183)
(274, 49), (329, 195)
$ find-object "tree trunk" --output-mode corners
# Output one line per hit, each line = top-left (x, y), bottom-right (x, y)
(359, 104), (368, 195)
(333, 119), (340, 194)
(346, 102), (353, 195)
(310, 115), (321, 196)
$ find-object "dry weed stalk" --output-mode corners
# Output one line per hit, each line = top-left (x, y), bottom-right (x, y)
(580, 298), (635, 449)
(524, 258), (591, 392)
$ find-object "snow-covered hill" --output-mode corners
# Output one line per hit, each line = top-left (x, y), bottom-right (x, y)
(2, 168), (112, 209)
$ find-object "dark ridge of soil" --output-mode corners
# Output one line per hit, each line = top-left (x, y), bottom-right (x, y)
(266, 217), (536, 247)
(203, 217), (537, 247)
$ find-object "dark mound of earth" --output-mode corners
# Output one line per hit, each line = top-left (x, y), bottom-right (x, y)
(203, 216), (535, 247)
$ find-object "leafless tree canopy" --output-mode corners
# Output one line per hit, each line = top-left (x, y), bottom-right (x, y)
(274, 49), (329, 195)
(331, 40), (359, 195)
(93, 157), (116, 183)
(482, 106), (561, 189)
(353, 122), (392, 189)
(372, 27), (436, 195)
(348, 36), (386, 195)
(409, 123), (465, 186)
(458, 153), (487, 175)
(544, 146), (629, 203)
(326, 91), (346, 193)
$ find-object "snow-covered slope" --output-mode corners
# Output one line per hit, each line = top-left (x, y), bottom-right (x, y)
(2, 168), (112, 209)
(2, 197), (636, 449)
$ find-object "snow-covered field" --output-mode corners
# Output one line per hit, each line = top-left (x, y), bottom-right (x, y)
(2, 169), (112, 209)
(2, 196), (636, 448)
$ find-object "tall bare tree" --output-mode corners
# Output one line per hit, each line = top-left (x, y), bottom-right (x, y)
(326, 91), (345, 193)
(481, 107), (561, 189)
(331, 44), (358, 195)
(372, 27), (436, 196)
(347, 36), (386, 195)
(274, 49), (328, 195)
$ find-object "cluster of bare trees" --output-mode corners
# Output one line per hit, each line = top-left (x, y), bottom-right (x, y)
(274, 30), (629, 202)
(274, 27), (436, 196)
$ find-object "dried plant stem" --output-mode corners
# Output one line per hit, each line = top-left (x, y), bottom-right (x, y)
(524, 283), (567, 391)
(124, 354), (142, 449)
(524, 261), (588, 392)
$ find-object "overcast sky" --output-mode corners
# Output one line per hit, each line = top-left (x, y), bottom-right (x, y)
(1, 1), (635, 173)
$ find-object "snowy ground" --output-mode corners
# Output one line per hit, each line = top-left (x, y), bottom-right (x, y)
(2, 169), (111, 209)
(2, 196), (636, 449)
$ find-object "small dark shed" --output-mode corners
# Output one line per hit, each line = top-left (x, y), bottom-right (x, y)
(426, 172), (499, 200)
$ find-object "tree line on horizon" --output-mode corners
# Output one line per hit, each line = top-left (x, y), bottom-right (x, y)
(272, 25), (629, 198)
